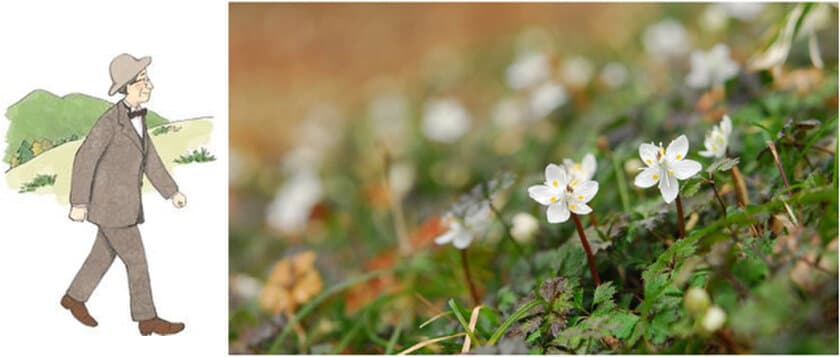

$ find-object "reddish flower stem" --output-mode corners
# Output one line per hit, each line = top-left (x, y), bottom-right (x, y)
(571, 213), (601, 286)
(460, 248), (480, 306)
(675, 194), (686, 239)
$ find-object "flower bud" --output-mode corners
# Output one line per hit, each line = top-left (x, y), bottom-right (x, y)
(510, 212), (539, 243)
(701, 305), (727, 332)
(684, 287), (711, 315)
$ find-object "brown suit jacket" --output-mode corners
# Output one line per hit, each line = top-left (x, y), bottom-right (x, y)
(69, 102), (178, 227)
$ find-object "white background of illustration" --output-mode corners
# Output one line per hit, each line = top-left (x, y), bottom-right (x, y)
(0, 0), (228, 355)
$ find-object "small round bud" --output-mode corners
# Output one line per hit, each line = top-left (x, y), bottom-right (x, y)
(684, 287), (711, 315)
(702, 305), (727, 332)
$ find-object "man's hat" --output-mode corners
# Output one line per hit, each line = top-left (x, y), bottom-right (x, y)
(108, 54), (152, 96)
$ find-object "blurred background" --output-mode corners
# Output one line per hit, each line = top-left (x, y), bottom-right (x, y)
(230, 2), (837, 354)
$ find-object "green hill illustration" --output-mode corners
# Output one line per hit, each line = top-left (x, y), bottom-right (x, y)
(4, 90), (214, 203)
(4, 89), (167, 168)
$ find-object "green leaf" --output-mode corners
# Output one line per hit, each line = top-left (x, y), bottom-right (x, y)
(488, 299), (542, 345)
(681, 179), (703, 198)
(593, 282), (617, 308)
(448, 299), (482, 347)
(707, 157), (740, 174)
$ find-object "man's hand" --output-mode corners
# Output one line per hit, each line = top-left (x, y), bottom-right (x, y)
(171, 192), (187, 208)
(69, 206), (87, 222)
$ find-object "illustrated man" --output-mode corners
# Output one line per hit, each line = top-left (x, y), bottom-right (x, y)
(60, 54), (187, 336)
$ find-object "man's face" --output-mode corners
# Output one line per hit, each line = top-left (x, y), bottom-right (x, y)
(126, 69), (153, 104)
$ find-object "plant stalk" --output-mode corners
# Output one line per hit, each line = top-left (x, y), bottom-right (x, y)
(571, 213), (601, 286)
(460, 249), (480, 307)
(675, 194), (686, 239)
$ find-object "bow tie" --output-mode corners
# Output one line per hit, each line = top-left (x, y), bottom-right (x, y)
(128, 108), (147, 119)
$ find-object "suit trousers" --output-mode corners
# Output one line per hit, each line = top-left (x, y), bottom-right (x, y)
(66, 225), (157, 321)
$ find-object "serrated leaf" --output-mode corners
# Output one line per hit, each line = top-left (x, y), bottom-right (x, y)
(593, 282), (617, 308)
(707, 157), (740, 174)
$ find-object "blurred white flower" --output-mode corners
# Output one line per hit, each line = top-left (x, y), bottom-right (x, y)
(702, 305), (727, 332)
(492, 97), (528, 128)
(684, 287), (711, 315)
(422, 98), (471, 143)
(528, 164), (599, 223)
(282, 104), (344, 173)
(563, 153), (597, 182)
(721, 2), (765, 21)
(435, 206), (491, 250)
(686, 44), (739, 89)
(634, 135), (703, 203)
(529, 81), (568, 118)
(643, 19), (691, 60)
(600, 62), (629, 88)
(369, 92), (410, 152)
(506, 52), (551, 90)
(388, 161), (416, 199)
(701, 4), (729, 32)
(230, 274), (262, 302)
(699, 115), (733, 158)
(266, 168), (323, 234)
(510, 212), (539, 244)
(562, 56), (595, 88)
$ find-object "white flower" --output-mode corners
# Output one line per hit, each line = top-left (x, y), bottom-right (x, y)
(528, 164), (599, 223)
(699, 115), (733, 158)
(230, 274), (262, 301)
(435, 206), (491, 250)
(686, 44), (739, 89)
(633, 135), (703, 204)
(600, 62), (629, 89)
(643, 19), (690, 60)
(510, 212), (539, 243)
(721, 2), (765, 21)
(506, 52), (551, 90)
(700, 4), (729, 32)
(562, 56), (595, 88)
(563, 153), (597, 182)
(492, 98), (528, 128)
(266, 169), (323, 234)
(529, 81), (568, 118)
(422, 98), (471, 143)
(702, 305), (727, 332)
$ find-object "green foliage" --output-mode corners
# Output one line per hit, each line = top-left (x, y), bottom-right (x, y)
(174, 147), (216, 164)
(18, 173), (56, 193)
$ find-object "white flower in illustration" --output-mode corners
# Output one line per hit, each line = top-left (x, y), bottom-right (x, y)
(562, 56), (595, 88)
(435, 205), (491, 250)
(686, 44), (739, 89)
(529, 81), (568, 118)
(506, 52), (551, 90)
(699, 115), (733, 158)
(634, 135), (703, 203)
(643, 19), (690, 60)
(266, 169), (323, 234)
(528, 164), (599, 223)
(563, 153), (597, 182)
(701, 305), (727, 332)
(600, 62), (629, 88)
(422, 98), (471, 143)
(510, 212), (539, 244)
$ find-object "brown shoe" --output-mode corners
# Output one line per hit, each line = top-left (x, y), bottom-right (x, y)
(138, 317), (185, 336)
(60, 294), (98, 327)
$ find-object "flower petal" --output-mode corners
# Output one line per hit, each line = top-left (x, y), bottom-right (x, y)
(721, 115), (732, 136)
(572, 180), (599, 203)
(528, 184), (558, 205)
(581, 153), (597, 179)
(546, 203), (570, 223)
(634, 166), (660, 188)
(568, 201), (592, 215)
(434, 229), (457, 245)
(671, 159), (702, 179)
(452, 231), (473, 249)
(639, 143), (659, 167)
(666, 135), (689, 161)
(658, 171), (679, 203)
(545, 163), (567, 186)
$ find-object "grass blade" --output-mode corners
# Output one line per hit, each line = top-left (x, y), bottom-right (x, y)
(488, 299), (541, 345)
(448, 299), (482, 347)
(397, 333), (466, 355)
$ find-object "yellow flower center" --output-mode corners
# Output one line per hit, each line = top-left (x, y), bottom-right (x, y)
(675, 154), (682, 160)
(570, 178), (579, 187)
(652, 174), (660, 180)
(577, 195), (584, 200)
(569, 204), (576, 210)
(668, 169), (674, 176)
(550, 196), (557, 203)
(551, 180), (559, 187)
(646, 159), (653, 165)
